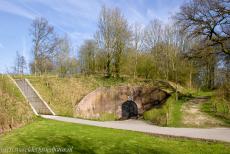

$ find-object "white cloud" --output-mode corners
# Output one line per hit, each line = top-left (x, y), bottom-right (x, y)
(29, 0), (100, 22)
(127, 7), (147, 25)
(0, 0), (35, 19)
(20, 0), (100, 35)
(147, 9), (168, 24)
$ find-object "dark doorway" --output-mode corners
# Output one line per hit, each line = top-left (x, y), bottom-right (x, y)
(121, 100), (138, 119)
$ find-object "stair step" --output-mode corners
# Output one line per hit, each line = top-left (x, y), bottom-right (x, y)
(15, 79), (53, 115)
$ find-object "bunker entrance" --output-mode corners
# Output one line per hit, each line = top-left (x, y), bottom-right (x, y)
(121, 100), (138, 119)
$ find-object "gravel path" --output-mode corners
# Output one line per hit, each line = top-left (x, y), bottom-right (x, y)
(182, 97), (223, 127)
(41, 115), (230, 143)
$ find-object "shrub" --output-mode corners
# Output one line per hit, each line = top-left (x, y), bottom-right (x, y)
(201, 96), (230, 125)
(212, 98), (229, 119)
(143, 105), (168, 126)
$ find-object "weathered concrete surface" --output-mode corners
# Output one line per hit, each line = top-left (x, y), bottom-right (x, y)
(42, 115), (230, 143)
(75, 86), (169, 119)
(15, 79), (55, 115)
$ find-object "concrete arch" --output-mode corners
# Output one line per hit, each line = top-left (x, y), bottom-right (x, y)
(76, 86), (170, 119)
(121, 101), (138, 119)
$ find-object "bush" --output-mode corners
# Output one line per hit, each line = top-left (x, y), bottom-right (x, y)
(212, 98), (229, 118)
(201, 96), (230, 124)
(143, 105), (168, 126)
(217, 82), (230, 102)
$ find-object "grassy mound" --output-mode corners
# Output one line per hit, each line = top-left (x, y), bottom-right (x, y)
(0, 75), (35, 134)
(143, 94), (186, 127)
(0, 118), (229, 154)
(19, 75), (146, 117)
(15, 75), (185, 118)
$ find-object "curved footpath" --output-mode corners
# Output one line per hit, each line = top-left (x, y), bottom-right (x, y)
(41, 115), (230, 143)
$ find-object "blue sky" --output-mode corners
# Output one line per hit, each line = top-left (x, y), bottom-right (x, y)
(0, 0), (185, 73)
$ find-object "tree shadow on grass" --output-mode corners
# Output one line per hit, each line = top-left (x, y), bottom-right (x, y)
(15, 135), (96, 154)
(8, 132), (171, 154)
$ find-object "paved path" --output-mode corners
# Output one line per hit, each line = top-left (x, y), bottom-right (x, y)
(41, 115), (230, 143)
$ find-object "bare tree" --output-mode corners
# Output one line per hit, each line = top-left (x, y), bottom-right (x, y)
(144, 19), (163, 51)
(95, 6), (130, 77)
(112, 8), (130, 77)
(131, 23), (144, 78)
(55, 35), (72, 77)
(79, 39), (97, 75)
(95, 6), (115, 77)
(14, 51), (27, 74)
(30, 17), (58, 75)
(175, 0), (230, 55)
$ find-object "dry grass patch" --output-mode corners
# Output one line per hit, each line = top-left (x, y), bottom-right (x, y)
(0, 75), (34, 134)
(27, 75), (142, 117)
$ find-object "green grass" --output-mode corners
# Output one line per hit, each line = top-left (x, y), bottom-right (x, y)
(0, 75), (24, 100)
(0, 75), (35, 133)
(186, 89), (214, 97)
(201, 98), (230, 126)
(167, 96), (188, 127)
(0, 118), (230, 154)
(143, 94), (187, 127)
(166, 89), (217, 127)
(143, 105), (168, 126)
(143, 87), (215, 127)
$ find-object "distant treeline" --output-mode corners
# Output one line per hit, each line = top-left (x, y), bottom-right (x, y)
(14, 0), (229, 93)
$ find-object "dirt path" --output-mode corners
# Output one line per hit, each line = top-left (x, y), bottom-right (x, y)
(41, 115), (230, 143)
(181, 97), (223, 127)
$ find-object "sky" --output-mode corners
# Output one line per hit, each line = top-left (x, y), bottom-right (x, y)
(0, 0), (186, 73)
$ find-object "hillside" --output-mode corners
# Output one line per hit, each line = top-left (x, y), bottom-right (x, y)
(0, 75), (35, 134)
(12, 75), (229, 128)
(21, 75), (148, 117)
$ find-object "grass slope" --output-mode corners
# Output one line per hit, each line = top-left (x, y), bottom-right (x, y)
(0, 75), (34, 133)
(201, 98), (230, 126)
(143, 94), (186, 127)
(0, 118), (230, 154)
(15, 75), (148, 116)
(167, 96), (186, 127)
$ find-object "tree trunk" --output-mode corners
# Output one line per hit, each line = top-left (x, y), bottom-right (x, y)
(189, 70), (192, 89)
(105, 53), (111, 77)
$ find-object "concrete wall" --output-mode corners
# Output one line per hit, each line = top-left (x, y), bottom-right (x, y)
(75, 86), (170, 119)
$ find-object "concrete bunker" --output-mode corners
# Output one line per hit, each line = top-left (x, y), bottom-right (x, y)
(75, 86), (170, 120)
